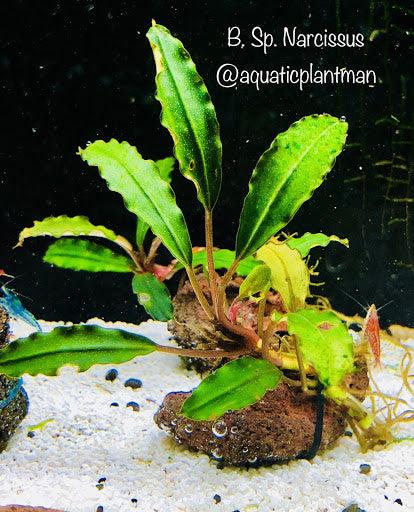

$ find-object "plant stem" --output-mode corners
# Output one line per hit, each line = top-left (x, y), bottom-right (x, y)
(257, 295), (267, 339)
(156, 344), (250, 358)
(185, 265), (215, 321)
(205, 209), (218, 309)
(215, 259), (238, 318)
(293, 334), (308, 392)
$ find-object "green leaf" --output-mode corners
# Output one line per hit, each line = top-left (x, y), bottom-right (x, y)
(256, 239), (310, 312)
(132, 273), (173, 321)
(0, 325), (158, 377)
(286, 232), (349, 258)
(147, 22), (222, 211)
(287, 309), (354, 387)
(236, 114), (348, 260)
(180, 356), (283, 421)
(135, 156), (176, 247)
(16, 215), (133, 253)
(238, 264), (271, 300)
(43, 238), (133, 273)
(79, 139), (193, 267)
(175, 249), (259, 276)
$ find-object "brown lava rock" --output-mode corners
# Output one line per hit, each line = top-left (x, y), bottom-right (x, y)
(154, 372), (368, 466)
(169, 276), (284, 373)
(0, 307), (30, 453)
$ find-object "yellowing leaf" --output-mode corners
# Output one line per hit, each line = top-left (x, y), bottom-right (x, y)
(256, 239), (309, 312)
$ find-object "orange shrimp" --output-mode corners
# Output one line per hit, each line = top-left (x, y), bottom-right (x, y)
(361, 304), (381, 368)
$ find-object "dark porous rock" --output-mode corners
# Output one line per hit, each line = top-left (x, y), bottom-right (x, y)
(0, 308), (29, 453)
(154, 381), (350, 466)
(0, 307), (9, 349)
(169, 276), (284, 374)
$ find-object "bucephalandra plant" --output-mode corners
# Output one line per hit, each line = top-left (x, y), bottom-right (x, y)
(2, 22), (413, 455)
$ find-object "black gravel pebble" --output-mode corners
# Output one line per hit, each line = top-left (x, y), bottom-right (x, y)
(96, 506), (103, 512)
(395, 498), (403, 505)
(213, 494), (221, 504)
(126, 401), (140, 412)
(124, 378), (142, 389)
(96, 483), (104, 490)
(359, 463), (371, 474)
(344, 430), (353, 437)
(105, 369), (118, 382)
(342, 505), (366, 512)
(27, 431), (35, 438)
(98, 477), (106, 483)
(110, 402), (119, 407)
(131, 498), (138, 504)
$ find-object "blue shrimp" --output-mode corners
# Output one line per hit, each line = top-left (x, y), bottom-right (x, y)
(0, 285), (41, 332)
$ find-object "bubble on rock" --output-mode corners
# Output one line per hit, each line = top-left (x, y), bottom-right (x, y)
(242, 447), (249, 454)
(170, 419), (177, 427)
(212, 420), (227, 438)
(211, 447), (223, 460)
(184, 424), (193, 434)
(230, 426), (238, 434)
(248, 456), (258, 464)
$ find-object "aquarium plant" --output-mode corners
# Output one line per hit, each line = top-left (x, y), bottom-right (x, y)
(1, 22), (412, 463)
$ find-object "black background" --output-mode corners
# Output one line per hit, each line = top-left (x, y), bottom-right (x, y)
(1, 1), (413, 327)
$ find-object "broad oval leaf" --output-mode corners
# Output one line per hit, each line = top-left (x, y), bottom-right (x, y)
(16, 215), (133, 253)
(44, 238), (133, 273)
(180, 356), (283, 421)
(79, 139), (192, 267)
(132, 273), (173, 321)
(238, 264), (271, 300)
(147, 22), (222, 211)
(0, 325), (158, 378)
(286, 232), (349, 258)
(287, 309), (354, 387)
(256, 239), (310, 312)
(174, 249), (259, 276)
(236, 114), (348, 260)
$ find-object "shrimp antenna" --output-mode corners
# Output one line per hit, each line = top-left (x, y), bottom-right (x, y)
(340, 289), (368, 312)
(376, 300), (394, 312)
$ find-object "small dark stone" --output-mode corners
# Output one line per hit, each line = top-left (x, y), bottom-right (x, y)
(110, 402), (119, 407)
(131, 498), (137, 504)
(359, 463), (371, 474)
(96, 484), (104, 491)
(96, 506), (104, 512)
(394, 498), (403, 506)
(98, 477), (106, 483)
(105, 369), (118, 382)
(126, 401), (140, 412)
(342, 505), (366, 512)
(27, 431), (35, 438)
(124, 378), (142, 389)
(344, 430), (353, 437)
(213, 494), (221, 504)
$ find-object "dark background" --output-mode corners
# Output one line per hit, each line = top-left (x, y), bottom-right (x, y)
(1, 1), (413, 327)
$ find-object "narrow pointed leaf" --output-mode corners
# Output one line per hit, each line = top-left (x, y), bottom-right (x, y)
(147, 22), (222, 210)
(286, 232), (349, 257)
(135, 156), (176, 247)
(0, 325), (158, 378)
(132, 273), (173, 321)
(180, 356), (283, 421)
(16, 215), (133, 253)
(44, 239), (133, 273)
(287, 309), (354, 387)
(79, 139), (192, 267)
(236, 114), (348, 260)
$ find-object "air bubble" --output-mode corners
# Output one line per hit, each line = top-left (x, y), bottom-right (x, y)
(340, 115), (346, 122)
(212, 421), (227, 438)
(230, 426), (238, 435)
(170, 419), (177, 427)
(211, 448), (223, 460)
(242, 447), (249, 454)
(184, 424), (193, 434)
(248, 456), (258, 464)
(160, 421), (170, 431)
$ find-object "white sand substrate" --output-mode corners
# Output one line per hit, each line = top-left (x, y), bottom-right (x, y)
(0, 319), (413, 512)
